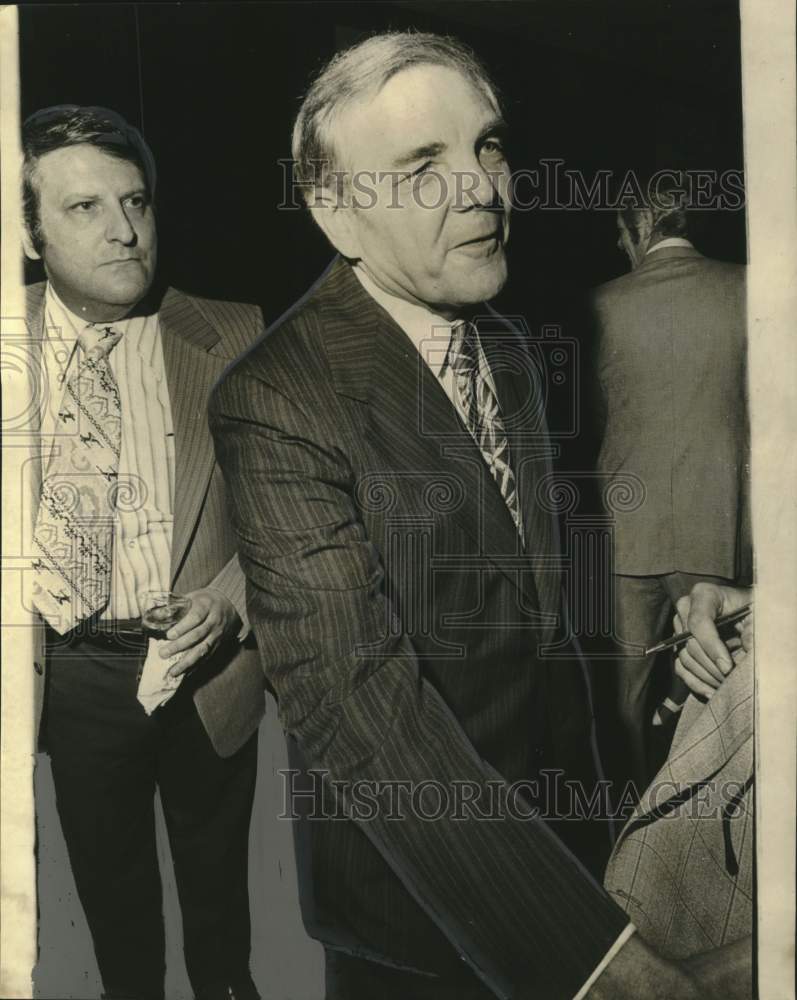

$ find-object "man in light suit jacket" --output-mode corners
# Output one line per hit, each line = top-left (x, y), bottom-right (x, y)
(22, 106), (264, 1000)
(591, 186), (751, 791)
(211, 32), (710, 1000)
(604, 583), (753, 999)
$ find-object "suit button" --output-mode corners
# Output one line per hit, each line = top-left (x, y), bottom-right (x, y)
(34, 661), (44, 675)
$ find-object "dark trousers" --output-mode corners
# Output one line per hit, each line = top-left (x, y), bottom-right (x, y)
(324, 949), (493, 1000)
(612, 571), (733, 792)
(43, 629), (258, 1000)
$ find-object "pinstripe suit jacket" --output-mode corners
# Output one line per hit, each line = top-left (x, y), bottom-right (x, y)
(210, 258), (629, 999)
(26, 281), (265, 758)
(604, 655), (754, 957)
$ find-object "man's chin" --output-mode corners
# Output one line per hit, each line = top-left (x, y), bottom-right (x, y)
(448, 256), (508, 307)
(98, 274), (153, 308)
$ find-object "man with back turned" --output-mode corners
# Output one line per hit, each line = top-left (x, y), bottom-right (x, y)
(592, 182), (750, 790)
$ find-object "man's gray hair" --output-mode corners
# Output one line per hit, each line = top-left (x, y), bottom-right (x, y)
(291, 30), (503, 198)
(620, 173), (690, 241)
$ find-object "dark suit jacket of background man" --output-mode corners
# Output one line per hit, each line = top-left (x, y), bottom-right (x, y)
(26, 281), (265, 757)
(592, 245), (750, 581)
(210, 257), (631, 1000)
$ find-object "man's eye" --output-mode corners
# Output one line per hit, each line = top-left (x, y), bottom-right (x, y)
(124, 194), (148, 210)
(481, 139), (506, 157)
(71, 201), (95, 212)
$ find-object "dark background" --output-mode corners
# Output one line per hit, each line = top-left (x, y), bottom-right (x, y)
(19, 0), (746, 735)
(21, 9), (748, 985)
(20, 0), (745, 319)
(19, 0), (747, 659)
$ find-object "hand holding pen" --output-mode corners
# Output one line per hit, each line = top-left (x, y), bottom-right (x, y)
(669, 583), (754, 701)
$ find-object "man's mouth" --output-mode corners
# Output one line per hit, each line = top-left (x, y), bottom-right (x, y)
(455, 231), (501, 249)
(452, 231), (503, 257)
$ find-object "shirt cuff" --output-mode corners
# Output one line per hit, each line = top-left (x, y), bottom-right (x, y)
(572, 923), (636, 1000)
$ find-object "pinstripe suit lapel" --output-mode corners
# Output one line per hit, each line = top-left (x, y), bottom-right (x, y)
(320, 259), (537, 605)
(158, 287), (229, 583)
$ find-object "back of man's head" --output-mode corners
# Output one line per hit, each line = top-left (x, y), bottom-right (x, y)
(620, 175), (689, 245)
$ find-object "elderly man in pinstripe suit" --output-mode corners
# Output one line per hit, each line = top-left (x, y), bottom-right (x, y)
(210, 32), (709, 1000)
(22, 106), (263, 1000)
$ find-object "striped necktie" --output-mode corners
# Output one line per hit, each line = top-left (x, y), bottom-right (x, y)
(32, 324), (123, 633)
(447, 320), (525, 544)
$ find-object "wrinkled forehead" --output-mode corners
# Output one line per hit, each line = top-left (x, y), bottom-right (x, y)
(327, 63), (500, 169)
(33, 143), (147, 197)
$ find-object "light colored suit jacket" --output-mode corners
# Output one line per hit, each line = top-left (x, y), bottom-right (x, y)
(603, 654), (754, 958)
(25, 281), (265, 757)
(592, 246), (750, 579)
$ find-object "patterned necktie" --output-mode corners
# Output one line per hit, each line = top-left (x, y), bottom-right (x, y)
(447, 321), (525, 544)
(33, 324), (123, 633)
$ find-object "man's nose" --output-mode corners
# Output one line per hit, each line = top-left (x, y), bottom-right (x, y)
(452, 160), (504, 210)
(105, 203), (137, 244)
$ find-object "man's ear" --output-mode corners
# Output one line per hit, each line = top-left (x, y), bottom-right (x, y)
(307, 184), (361, 260)
(21, 225), (41, 261)
(636, 208), (654, 250)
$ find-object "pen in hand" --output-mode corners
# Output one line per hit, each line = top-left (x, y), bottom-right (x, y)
(644, 602), (754, 656)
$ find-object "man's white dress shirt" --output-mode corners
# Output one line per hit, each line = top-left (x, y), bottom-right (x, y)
(41, 284), (182, 710)
(42, 283), (175, 620)
(352, 265), (500, 430)
(645, 236), (694, 255)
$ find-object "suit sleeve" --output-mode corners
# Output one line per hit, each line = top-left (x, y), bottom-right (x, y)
(209, 369), (629, 1000)
(206, 552), (249, 636)
(587, 291), (609, 440)
(202, 300), (267, 636)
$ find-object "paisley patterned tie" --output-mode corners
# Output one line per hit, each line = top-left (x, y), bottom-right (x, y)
(33, 324), (123, 633)
(447, 321), (525, 544)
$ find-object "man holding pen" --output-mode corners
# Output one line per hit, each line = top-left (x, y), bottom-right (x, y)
(605, 581), (754, 1000)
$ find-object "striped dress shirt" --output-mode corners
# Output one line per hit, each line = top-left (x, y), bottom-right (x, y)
(41, 283), (175, 621)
